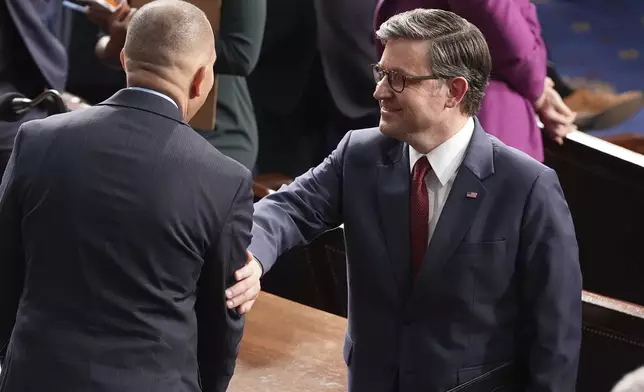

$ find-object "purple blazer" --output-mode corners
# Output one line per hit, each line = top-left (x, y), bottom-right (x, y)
(374, 0), (547, 161)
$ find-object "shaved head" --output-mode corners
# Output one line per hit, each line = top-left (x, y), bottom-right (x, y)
(121, 0), (217, 121)
(124, 0), (214, 69)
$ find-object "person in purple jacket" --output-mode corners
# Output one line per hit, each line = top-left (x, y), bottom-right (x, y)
(374, 0), (576, 162)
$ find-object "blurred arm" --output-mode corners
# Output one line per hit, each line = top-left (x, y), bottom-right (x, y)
(213, 0), (266, 76)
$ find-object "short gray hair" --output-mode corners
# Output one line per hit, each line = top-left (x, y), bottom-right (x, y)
(612, 367), (644, 392)
(376, 8), (492, 116)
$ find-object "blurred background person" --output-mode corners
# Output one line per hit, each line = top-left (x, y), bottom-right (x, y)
(193, 0), (266, 171)
(87, 0), (266, 171)
(0, 0), (68, 173)
(249, 0), (381, 177)
(546, 61), (642, 132)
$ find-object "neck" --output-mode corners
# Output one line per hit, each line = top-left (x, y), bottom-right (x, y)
(406, 115), (470, 154)
(126, 69), (188, 119)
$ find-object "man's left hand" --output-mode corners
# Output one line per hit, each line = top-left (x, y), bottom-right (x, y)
(226, 251), (262, 314)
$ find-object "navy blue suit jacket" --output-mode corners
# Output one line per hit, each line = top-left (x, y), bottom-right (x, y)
(249, 119), (582, 392)
(0, 89), (253, 392)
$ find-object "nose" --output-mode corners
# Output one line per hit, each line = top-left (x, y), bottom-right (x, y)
(373, 77), (392, 101)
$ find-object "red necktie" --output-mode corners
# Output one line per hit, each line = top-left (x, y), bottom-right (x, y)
(410, 156), (431, 278)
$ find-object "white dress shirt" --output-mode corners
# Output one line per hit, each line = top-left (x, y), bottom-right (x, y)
(127, 87), (178, 108)
(409, 117), (475, 245)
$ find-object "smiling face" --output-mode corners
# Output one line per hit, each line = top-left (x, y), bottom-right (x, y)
(373, 38), (451, 142)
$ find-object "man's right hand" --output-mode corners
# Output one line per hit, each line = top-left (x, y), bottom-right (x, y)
(225, 251), (263, 314)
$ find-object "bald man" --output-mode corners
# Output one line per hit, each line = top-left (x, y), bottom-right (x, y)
(0, 2), (252, 391)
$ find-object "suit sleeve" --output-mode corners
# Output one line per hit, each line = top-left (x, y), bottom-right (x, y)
(213, 0), (266, 76)
(195, 172), (254, 392)
(248, 130), (350, 274)
(518, 169), (582, 392)
(446, 0), (547, 104)
(0, 129), (26, 365)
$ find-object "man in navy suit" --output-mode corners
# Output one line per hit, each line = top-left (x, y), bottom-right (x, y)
(229, 8), (582, 392)
(0, 2), (253, 391)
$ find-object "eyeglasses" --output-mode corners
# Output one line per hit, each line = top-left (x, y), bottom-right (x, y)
(372, 63), (440, 93)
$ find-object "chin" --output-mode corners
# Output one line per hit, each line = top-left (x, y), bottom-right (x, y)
(378, 119), (402, 139)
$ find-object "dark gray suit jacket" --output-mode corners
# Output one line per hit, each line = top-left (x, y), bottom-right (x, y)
(249, 119), (582, 392)
(0, 89), (253, 392)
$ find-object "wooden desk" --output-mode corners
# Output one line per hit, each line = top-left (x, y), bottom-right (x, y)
(543, 130), (644, 306)
(228, 292), (348, 392)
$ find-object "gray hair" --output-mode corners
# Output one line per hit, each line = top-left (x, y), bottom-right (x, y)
(376, 8), (492, 116)
(612, 367), (644, 392)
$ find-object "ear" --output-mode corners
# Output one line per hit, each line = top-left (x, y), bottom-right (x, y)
(119, 48), (126, 70)
(189, 66), (207, 99)
(445, 77), (468, 109)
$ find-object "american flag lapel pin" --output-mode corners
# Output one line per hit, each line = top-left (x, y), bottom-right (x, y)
(466, 191), (478, 199)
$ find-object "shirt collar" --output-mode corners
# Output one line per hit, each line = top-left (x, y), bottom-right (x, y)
(409, 117), (475, 186)
(127, 87), (178, 108)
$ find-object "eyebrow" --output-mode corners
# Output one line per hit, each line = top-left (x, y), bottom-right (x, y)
(378, 63), (413, 75)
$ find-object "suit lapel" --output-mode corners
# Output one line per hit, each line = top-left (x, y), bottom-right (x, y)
(411, 119), (495, 300)
(376, 140), (411, 299)
(414, 169), (486, 285)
